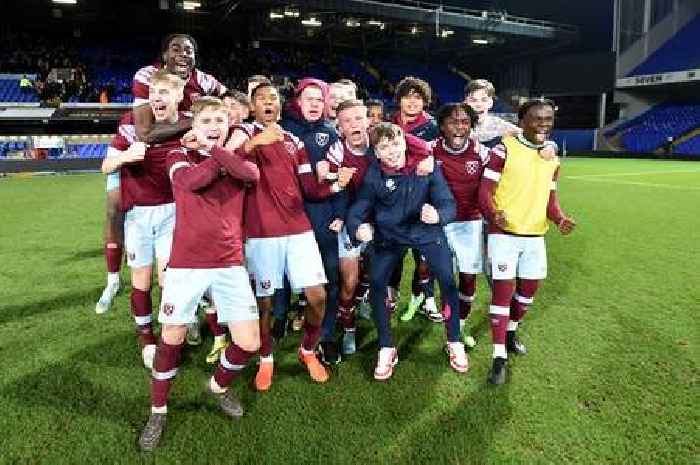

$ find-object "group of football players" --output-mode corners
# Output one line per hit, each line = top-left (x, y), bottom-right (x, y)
(95, 33), (576, 450)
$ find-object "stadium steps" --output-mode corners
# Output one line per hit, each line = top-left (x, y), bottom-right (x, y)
(668, 126), (700, 151)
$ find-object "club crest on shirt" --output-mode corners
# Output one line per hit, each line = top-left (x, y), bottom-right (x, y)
(162, 303), (175, 316)
(284, 141), (297, 155)
(385, 178), (396, 191)
(189, 92), (201, 103)
(261, 280), (272, 290)
(315, 132), (329, 147)
(128, 252), (136, 262)
(465, 160), (480, 175)
(497, 263), (508, 272)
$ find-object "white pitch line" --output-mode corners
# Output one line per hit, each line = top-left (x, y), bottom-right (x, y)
(567, 169), (700, 179)
(566, 176), (700, 191)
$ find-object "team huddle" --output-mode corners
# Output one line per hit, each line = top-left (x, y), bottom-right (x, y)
(96, 33), (576, 451)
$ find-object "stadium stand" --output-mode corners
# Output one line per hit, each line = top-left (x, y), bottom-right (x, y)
(613, 103), (700, 152)
(628, 14), (700, 76)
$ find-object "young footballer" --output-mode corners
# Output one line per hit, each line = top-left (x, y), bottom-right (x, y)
(102, 70), (186, 369)
(230, 83), (347, 390)
(346, 123), (467, 380)
(138, 97), (262, 451)
(479, 99), (576, 385)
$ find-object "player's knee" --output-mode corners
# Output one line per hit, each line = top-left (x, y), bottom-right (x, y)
(237, 337), (260, 353)
(161, 324), (187, 345)
(304, 285), (326, 307)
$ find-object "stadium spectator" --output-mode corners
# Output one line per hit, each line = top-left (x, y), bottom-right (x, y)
(19, 75), (33, 93)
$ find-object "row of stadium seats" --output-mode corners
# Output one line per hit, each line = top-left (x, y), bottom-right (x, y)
(629, 14), (700, 76)
(0, 141), (28, 157)
(0, 79), (39, 103)
(608, 103), (700, 152)
(63, 143), (109, 158)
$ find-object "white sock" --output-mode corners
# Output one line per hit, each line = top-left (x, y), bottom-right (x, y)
(459, 319), (466, 331)
(507, 321), (519, 331)
(260, 355), (274, 363)
(151, 405), (167, 414)
(214, 335), (226, 345)
(209, 376), (227, 394)
(410, 293), (422, 302)
(345, 327), (356, 334)
(107, 272), (120, 286)
(300, 346), (314, 356)
(493, 344), (507, 359)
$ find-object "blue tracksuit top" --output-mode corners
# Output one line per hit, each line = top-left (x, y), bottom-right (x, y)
(346, 162), (456, 248)
(280, 106), (349, 240)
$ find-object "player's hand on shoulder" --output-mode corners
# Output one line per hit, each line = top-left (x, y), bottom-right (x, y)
(421, 203), (439, 224)
(558, 216), (576, 235)
(416, 155), (434, 176)
(504, 127), (522, 138)
(123, 141), (147, 163)
(539, 143), (558, 162)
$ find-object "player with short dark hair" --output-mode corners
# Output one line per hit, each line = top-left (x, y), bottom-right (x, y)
(346, 122), (467, 380)
(432, 102), (492, 348)
(138, 97), (262, 451)
(479, 99), (576, 385)
(392, 76), (441, 322)
(230, 83), (344, 390)
(366, 99), (385, 127)
(132, 33), (226, 145)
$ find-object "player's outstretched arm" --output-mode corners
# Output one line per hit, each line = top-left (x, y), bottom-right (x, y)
(101, 142), (146, 174)
(133, 104), (192, 144)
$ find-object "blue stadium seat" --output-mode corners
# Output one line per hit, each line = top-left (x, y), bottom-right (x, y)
(630, 15), (700, 76)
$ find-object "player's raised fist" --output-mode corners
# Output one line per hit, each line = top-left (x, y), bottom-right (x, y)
(181, 129), (201, 150)
(328, 218), (344, 233)
(316, 160), (331, 181)
(356, 223), (373, 242)
(421, 203), (439, 224)
(558, 216), (576, 235)
(337, 167), (357, 188)
(254, 124), (285, 146)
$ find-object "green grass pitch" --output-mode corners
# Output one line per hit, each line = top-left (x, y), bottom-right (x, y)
(0, 157), (697, 465)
